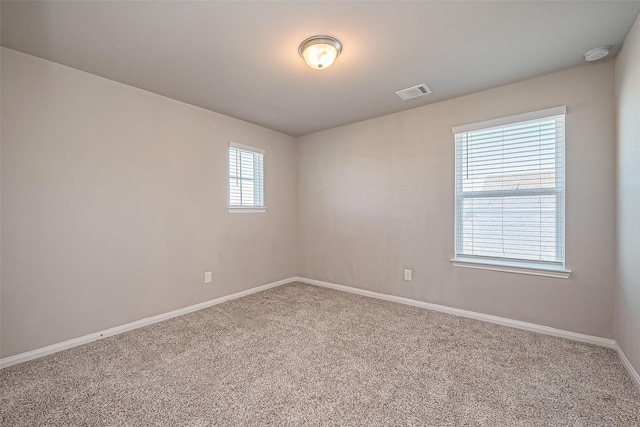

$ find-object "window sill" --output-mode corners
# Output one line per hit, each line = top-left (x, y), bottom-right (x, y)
(228, 207), (267, 214)
(451, 257), (571, 279)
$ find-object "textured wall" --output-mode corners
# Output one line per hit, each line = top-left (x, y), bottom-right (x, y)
(615, 14), (640, 376)
(1, 48), (297, 357)
(297, 61), (616, 339)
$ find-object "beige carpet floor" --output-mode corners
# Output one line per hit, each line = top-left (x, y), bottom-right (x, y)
(1, 282), (639, 426)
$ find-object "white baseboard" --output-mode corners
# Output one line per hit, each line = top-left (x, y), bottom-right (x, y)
(296, 277), (616, 349)
(3, 275), (630, 381)
(616, 343), (640, 389)
(0, 277), (297, 369)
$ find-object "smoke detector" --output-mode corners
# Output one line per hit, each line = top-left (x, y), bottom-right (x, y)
(395, 84), (432, 100)
(584, 46), (610, 62)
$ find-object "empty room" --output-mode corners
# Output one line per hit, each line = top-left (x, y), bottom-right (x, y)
(1, 1), (640, 425)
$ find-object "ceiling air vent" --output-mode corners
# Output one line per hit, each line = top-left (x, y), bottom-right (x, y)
(395, 83), (432, 100)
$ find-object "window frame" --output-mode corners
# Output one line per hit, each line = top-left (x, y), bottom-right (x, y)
(228, 141), (267, 214)
(451, 106), (571, 278)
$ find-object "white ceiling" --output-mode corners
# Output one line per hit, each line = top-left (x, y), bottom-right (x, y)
(2, 1), (640, 136)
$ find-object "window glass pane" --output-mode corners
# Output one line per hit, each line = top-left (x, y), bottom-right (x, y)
(454, 112), (564, 266)
(460, 195), (557, 262)
(228, 145), (264, 208)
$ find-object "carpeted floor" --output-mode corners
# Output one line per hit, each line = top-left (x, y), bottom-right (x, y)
(1, 282), (639, 426)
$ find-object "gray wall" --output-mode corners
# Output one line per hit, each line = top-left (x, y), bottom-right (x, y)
(615, 14), (640, 375)
(297, 60), (617, 339)
(1, 48), (298, 358)
(1, 44), (627, 361)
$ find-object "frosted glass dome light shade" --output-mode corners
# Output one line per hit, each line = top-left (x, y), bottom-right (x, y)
(298, 36), (342, 70)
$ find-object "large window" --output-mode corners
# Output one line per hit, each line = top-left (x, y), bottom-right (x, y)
(452, 106), (569, 277)
(228, 142), (265, 213)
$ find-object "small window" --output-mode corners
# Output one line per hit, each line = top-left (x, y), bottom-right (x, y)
(452, 106), (570, 278)
(228, 142), (265, 213)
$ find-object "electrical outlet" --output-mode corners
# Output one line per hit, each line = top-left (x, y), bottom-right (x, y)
(204, 271), (212, 284)
(403, 269), (412, 281)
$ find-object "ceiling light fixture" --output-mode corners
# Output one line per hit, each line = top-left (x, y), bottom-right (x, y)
(584, 46), (610, 62)
(298, 35), (342, 70)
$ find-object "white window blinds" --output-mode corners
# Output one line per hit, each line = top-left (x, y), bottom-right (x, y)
(453, 106), (566, 267)
(229, 142), (264, 208)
